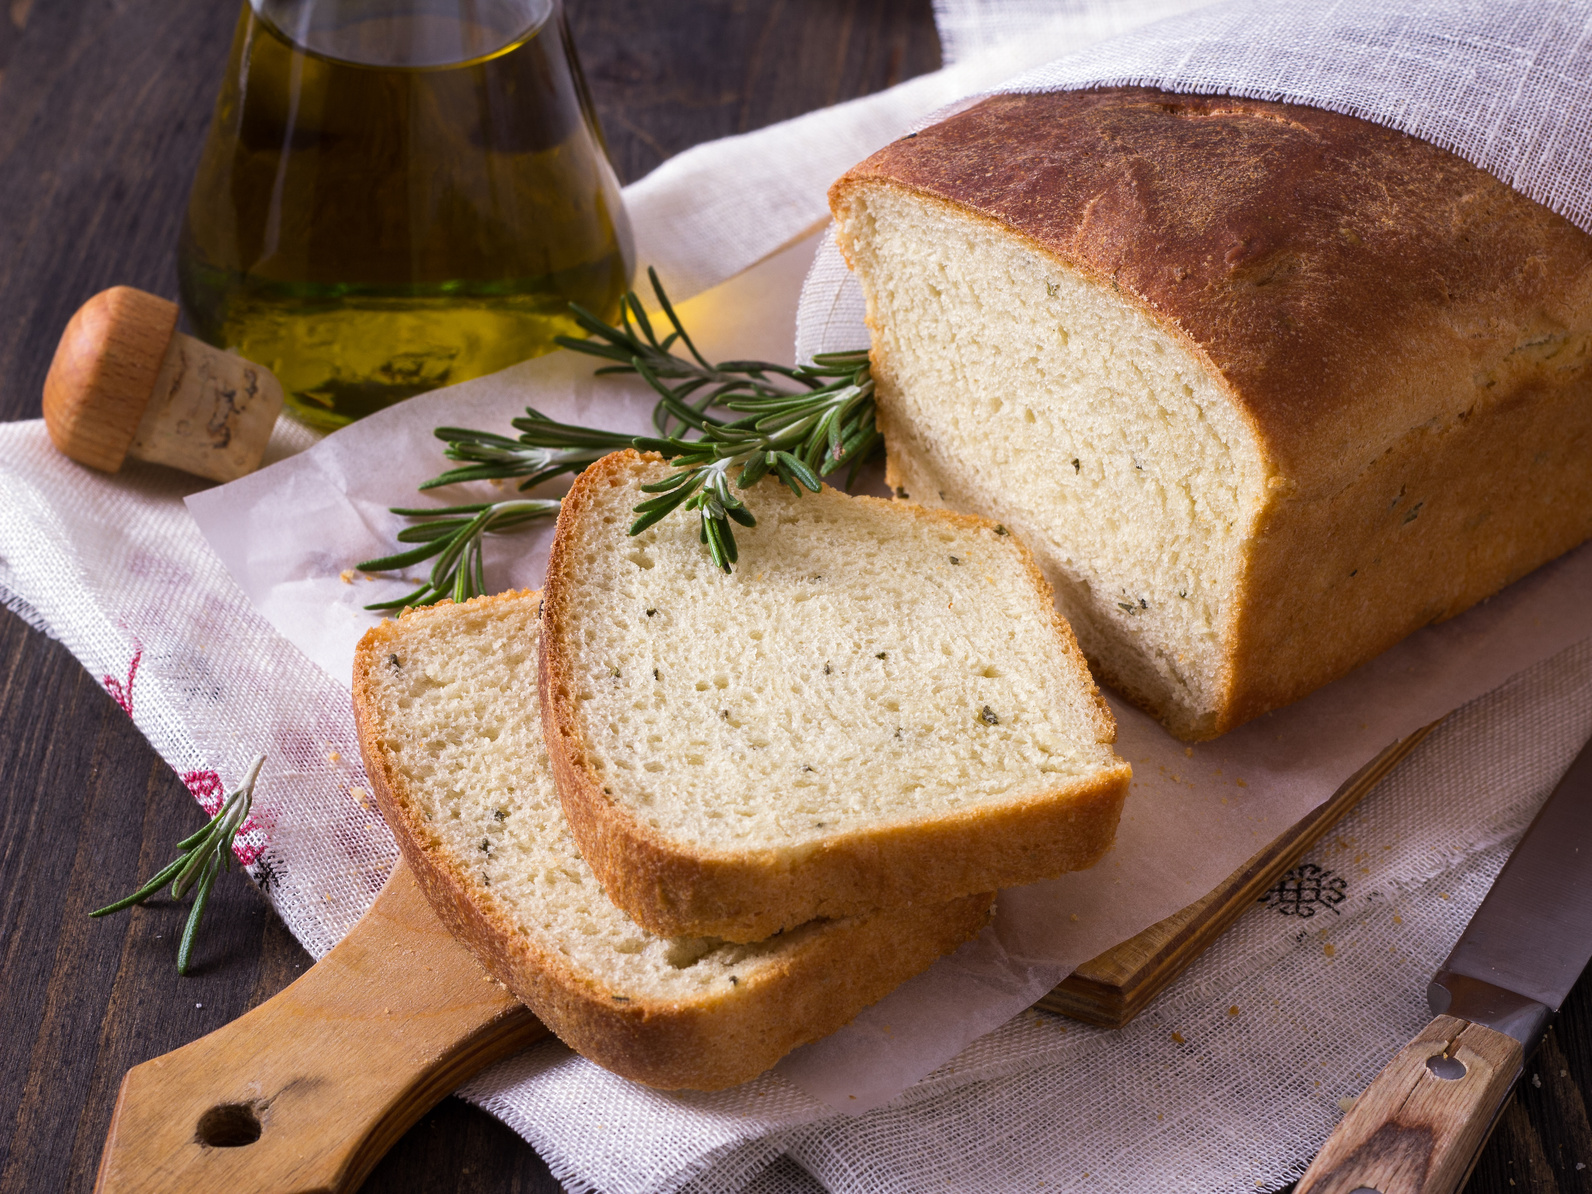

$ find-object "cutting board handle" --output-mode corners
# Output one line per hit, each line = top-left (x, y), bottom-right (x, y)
(94, 859), (544, 1194)
(1295, 1014), (1522, 1194)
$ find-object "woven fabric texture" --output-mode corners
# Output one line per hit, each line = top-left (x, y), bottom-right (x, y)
(777, 641), (1592, 1194)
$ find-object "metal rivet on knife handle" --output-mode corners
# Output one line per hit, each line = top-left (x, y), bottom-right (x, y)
(1294, 1015), (1520, 1194)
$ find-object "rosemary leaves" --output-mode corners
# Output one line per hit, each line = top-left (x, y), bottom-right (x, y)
(359, 270), (876, 604)
(360, 499), (561, 611)
(91, 755), (266, 975)
(626, 347), (876, 571)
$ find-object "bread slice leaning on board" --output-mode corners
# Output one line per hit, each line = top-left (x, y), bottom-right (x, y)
(540, 449), (1132, 943)
(830, 86), (1592, 741)
(352, 590), (994, 1091)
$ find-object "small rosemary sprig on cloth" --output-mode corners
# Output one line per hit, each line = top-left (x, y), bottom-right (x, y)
(91, 755), (266, 975)
(358, 270), (877, 602)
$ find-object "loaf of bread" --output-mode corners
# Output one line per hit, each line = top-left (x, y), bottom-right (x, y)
(352, 590), (994, 1091)
(540, 450), (1131, 943)
(830, 87), (1592, 740)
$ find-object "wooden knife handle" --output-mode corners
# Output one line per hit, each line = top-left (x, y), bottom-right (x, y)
(1295, 1014), (1522, 1194)
(94, 859), (545, 1194)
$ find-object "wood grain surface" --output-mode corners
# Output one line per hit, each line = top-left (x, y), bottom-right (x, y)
(94, 860), (543, 1194)
(1040, 723), (1440, 1028)
(0, 2), (1587, 1192)
(1296, 1016), (1524, 1194)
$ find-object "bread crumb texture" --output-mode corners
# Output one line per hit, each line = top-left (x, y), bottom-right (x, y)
(362, 594), (825, 998)
(556, 455), (1120, 850)
(836, 183), (1267, 739)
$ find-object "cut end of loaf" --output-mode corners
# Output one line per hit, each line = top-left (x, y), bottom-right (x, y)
(541, 450), (1130, 942)
(352, 590), (993, 1090)
(831, 180), (1270, 742)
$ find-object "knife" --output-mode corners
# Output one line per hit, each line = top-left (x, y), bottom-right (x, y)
(1296, 729), (1592, 1194)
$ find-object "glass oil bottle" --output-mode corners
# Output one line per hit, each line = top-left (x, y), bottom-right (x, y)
(179, 0), (630, 430)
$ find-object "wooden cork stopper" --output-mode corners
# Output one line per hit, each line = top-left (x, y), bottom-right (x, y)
(43, 286), (284, 483)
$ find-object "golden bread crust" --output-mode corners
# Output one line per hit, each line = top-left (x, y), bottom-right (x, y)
(540, 450), (1131, 942)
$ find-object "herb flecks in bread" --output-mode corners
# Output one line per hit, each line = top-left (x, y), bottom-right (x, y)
(541, 450), (1130, 943)
(836, 179), (1259, 739)
(353, 591), (992, 1091)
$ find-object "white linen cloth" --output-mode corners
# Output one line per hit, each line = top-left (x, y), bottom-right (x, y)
(0, 2), (1589, 1191)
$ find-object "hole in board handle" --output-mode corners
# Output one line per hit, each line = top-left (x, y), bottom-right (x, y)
(195, 1102), (262, 1147)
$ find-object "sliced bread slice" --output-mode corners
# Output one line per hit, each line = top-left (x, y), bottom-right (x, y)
(540, 449), (1132, 943)
(353, 590), (993, 1091)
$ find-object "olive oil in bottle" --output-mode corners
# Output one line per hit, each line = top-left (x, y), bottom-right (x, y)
(179, 0), (630, 430)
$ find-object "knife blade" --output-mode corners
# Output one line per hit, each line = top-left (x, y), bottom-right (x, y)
(1427, 729), (1592, 1049)
(1295, 728), (1592, 1194)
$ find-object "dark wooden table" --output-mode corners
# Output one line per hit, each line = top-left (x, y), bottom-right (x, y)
(0, 2), (1587, 1191)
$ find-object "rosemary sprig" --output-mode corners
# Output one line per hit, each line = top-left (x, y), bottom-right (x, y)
(559, 268), (826, 439)
(627, 351), (877, 571)
(421, 412), (635, 492)
(91, 755), (266, 975)
(358, 270), (878, 605)
(357, 498), (561, 610)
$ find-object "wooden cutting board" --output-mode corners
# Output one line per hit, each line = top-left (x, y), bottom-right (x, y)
(93, 723), (1437, 1191)
(93, 859), (545, 1194)
(1039, 719), (1441, 1026)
